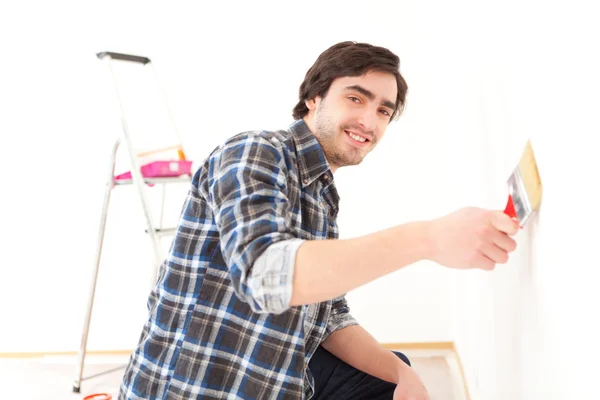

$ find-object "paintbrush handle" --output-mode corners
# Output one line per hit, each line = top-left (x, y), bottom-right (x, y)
(504, 195), (525, 229)
(504, 195), (518, 220)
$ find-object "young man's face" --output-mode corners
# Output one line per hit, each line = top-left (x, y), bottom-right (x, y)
(304, 70), (398, 172)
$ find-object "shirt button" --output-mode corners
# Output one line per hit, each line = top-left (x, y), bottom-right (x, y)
(323, 174), (329, 181)
(303, 178), (309, 185)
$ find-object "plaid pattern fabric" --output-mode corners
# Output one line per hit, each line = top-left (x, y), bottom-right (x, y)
(119, 120), (358, 400)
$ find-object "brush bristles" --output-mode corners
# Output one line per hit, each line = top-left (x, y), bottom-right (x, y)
(518, 140), (543, 211)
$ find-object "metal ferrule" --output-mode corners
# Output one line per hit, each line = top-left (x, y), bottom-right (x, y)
(507, 167), (533, 226)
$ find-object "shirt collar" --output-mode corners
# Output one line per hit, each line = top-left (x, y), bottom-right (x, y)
(288, 119), (333, 188)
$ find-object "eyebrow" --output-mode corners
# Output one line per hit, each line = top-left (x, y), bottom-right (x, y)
(345, 85), (396, 111)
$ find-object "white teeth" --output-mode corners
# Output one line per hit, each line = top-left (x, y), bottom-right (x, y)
(348, 132), (366, 142)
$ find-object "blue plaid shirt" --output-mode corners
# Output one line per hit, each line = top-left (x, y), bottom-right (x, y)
(119, 120), (357, 399)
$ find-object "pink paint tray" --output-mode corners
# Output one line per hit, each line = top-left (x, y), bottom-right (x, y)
(114, 160), (193, 180)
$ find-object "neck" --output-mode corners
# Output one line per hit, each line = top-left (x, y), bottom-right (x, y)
(302, 115), (338, 174)
(302, 115), (316, 137)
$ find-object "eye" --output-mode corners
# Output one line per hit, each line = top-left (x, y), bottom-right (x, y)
(348, 96), (361, 103)
(379, 109), (391, 117)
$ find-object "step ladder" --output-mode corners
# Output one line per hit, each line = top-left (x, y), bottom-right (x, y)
(72, 52), (192, 394)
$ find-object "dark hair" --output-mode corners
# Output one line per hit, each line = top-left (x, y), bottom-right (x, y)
(292, 41), (408, 121)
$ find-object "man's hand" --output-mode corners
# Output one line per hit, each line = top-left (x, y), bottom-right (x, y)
(428, 207), (519, 271)
(394, 364), (430, 400)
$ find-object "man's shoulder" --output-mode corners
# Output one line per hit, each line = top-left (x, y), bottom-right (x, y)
(225, 127), (294, 148)
(208, 127), (296, 159)
(192, 126), (299, 185)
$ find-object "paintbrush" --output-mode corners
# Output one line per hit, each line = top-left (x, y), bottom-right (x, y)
(503, 139), (543, 228)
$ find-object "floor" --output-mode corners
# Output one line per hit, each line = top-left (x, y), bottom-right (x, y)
(1, 349), (467, 399)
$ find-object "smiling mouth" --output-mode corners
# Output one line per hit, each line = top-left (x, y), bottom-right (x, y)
(344, 130), (370, 146)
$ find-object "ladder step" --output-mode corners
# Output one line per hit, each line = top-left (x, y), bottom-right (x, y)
(145, 227), (178, 237)
(114, 175), (191, 186)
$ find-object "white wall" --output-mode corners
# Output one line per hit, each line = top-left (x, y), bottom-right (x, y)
(3, 2), (599, 398)
(0, 0), (462, 353)
(448, 1), (600, 399)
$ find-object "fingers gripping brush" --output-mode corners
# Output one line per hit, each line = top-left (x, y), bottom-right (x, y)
(503, 139), (543, 228)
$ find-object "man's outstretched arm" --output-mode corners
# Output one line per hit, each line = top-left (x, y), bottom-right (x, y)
(290, 209), (518, 306)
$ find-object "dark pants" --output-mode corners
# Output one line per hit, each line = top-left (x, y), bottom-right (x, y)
(308, 346), (412, 400)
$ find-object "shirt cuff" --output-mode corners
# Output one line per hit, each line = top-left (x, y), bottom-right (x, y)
(323, 297), (359, 341)
(326, 314), (359, 337)
(247, 238), (304, 314)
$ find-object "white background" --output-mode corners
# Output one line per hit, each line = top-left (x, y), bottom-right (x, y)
(1, 1), (599, 399)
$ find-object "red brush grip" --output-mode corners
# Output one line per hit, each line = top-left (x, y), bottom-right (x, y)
(504, 195), (518, 219)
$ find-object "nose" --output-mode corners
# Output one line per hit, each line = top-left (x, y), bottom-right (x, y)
(357, 108), (377, 133)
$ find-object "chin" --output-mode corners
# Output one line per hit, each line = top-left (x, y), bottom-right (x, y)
(341, 156), (365, 168)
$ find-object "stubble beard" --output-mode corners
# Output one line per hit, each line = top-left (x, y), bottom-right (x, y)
(313, 106), (365, 169)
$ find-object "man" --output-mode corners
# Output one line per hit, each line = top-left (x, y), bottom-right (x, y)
(119, 41), (518, 400)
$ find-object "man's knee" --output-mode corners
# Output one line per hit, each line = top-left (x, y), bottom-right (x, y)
(392, 351), (411, 367)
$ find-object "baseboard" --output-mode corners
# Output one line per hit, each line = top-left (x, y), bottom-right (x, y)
(381, 341), (455, 351)
(383, 342), (470, 400)
(450, 342), (472, 400)
(0, 349), (133, 359)
(1, 342), (470, 399)
(0, 343), (453, 358)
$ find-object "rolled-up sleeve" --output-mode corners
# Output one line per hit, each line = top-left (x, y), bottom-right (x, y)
(206, 134), (303, 314)
(325, 296), (359, 339)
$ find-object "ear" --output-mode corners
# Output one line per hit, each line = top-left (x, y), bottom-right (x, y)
(305, 97), (319, 112)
